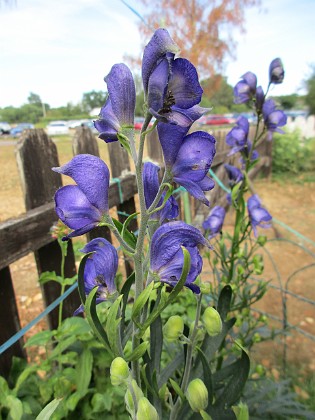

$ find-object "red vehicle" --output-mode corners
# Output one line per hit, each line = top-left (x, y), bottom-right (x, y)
(134, 117), (155, 130)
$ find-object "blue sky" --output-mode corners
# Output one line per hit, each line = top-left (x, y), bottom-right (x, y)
(0, 0), (314, 108)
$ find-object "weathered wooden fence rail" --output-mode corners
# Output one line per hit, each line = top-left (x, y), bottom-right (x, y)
(0, 125), (271, 377)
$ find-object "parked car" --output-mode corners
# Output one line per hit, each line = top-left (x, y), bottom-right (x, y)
(81, 120), (98, 134)
(0, 121), (12, 135)
(199, 115), (234, 126)
(46, 121), (69, 136)
(10, 123), (34, 138)
(134, 117), (145, 130)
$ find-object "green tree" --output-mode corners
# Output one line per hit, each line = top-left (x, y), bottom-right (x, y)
(82, 90), (107, 112)
(305, 66), (315, 115)
(27, 92), (42, 105)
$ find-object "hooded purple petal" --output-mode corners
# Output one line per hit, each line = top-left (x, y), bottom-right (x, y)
(105, 63), (135, 127)
(255, 86), (265, 113)
(224, 164), (244, 185)
(142, 28), (180, 94)
(263, 99), (287, 138)
(234, 72), (257, 104)
(53, 154), (110, 213)
(81, 238), (118, 295)
(247, 195), (272, 236)
(202, 206), (226, 238)
(150, 221), (209, 292)
(148, 57), (171, 115)
(168, 58), (203, 109)
(94, 98), (120, 143)
(269, 58), (284, 84)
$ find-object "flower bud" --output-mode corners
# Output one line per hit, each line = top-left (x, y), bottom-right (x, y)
(203, 307), (222, 337)
(136, 397), (159, 420)
(186, 379), (208, 412)
(125, 379), (143, 413)
(163, 316), (184, 342)
(200, 282), (211, 294)
(269, 58), (284, 85)
(110, 357), (129, 386)
(253, 254), (264, 275)
(257, 235), (267, 247)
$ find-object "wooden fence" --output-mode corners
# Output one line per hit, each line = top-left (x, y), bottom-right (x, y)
(0, 125), (271, 377)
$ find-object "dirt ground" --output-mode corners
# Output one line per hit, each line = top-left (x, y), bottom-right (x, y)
(1, 138), (315, 375)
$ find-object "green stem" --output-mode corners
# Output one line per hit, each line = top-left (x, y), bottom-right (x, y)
(58, 241), (67, 328)
(170, 293), (203, 420)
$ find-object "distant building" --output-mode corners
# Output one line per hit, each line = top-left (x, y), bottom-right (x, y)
(89, 108), (101, 117)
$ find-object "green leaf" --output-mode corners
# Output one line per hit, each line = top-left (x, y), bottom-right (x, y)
(5, 395), (23, 420)
(24, 330), (54, 347)
(78, 253), (92, 305)
(117, 132), (131, 154)
(57, 317), (91, 336)
(39, 271), (62, 285)
(131, 282), (154, 323)
(121, 212), (139, 240)
(49, 335), (78, 359)
(76, 348), (93, 395)
(14, 365), (38, 393)
(169, 378), (185, 402)
(36, 398), (63, 420)
(215, 351), (250, 407)
(106, 295), (123, 356)
(112, 218), (137, 250)
(66, 390), (88, 411)
(85, 287), (113, 356)
(125, 341), (149, 362)
(217, 285), (232, 320)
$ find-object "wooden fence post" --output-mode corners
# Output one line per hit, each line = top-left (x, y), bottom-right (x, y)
(72, 126), (112, 243)
(15, 129), (81, 330)
(107, 140), (137, 276)
(0, 266), (26, 377)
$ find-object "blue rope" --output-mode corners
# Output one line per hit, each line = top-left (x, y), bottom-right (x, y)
(119, 0), (150, 27)
(0, 282), (78, 355)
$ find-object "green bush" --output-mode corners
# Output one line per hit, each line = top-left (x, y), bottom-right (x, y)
(272, 129), (315, 174)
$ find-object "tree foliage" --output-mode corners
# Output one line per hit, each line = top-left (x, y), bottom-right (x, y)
(82, 90), (107, 112)
(305, 65), (315, 115)
(135, 0), (259, 90)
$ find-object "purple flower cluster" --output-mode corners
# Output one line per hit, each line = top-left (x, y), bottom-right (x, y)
(247, 195), (272, 236)
(202, 206), (226, 239)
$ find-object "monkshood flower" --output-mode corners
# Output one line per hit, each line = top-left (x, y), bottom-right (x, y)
(94, 63), (136, 143)
(234, 72), (257, 104)
(262, 99), (287, 140)
(202, 206), (226, 239)
(226, 116), (249, 155)
(157, 122), (216, 205)
(269, 58), (284, 85)
(142, 161), (178, 223)
(74, 238), (118, 315)
(242, 140), (259, 163)
(247, 195), (272, 236)
(255, 86), (265, 113)
(150, 221), (209, 293)
(142, 28), (204, 126)
(224, 164), (244, 186)
(53, 154), (110, 239)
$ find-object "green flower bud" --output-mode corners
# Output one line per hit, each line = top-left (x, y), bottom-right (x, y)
(232, 401), (249, 420)
(137, 397), (159, 420)
(252, 332), (261, 343)
(163, 315), (184, 342)
(186, 379), (208, 412)
(255, 364), (264, 376)
(221, 275), (228, 283)
(110, 357), (129, 386)
(257, 235), (267, 247)
(237, 265), (245, 275)
(203, 307), (222, 337)
(125, 379), (143, 413)
(253, 254), (264, 275)
(200, 281), (211, 294)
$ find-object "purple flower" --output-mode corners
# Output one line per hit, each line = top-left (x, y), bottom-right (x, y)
(247, 195), (272, 236)
(255, 86), (265, 113)
(269, 58), (284, 85)
(157, 123), (216, 205)
(226, 116), (249, 155)
(53, 154), (110, 239)
(94, 63), (136, 143)
(262, 99), (287, 140)
(224, 164), (244, 186)
(142, 161), (179, 223)
(241, 141), (259, 164)
(150, 221), (209, 293)
(234, 72), (257, 104)
(142, 29), (205, 126)
(202, 206), (226, 239)
(74, 238), (118, 315)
